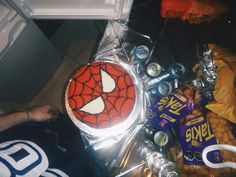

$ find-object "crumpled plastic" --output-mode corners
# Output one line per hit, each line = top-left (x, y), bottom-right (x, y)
(206, 45), (236, 124)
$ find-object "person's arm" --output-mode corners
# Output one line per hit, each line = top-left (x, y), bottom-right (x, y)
(0, 105), (59, 132)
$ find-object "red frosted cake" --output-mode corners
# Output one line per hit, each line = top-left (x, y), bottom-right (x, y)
(66, 61), (136, 131)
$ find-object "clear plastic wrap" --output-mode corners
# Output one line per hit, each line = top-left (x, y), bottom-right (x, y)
(65, 21), (155, 169)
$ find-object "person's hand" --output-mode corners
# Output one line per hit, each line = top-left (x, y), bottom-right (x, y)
(27, 105), (59, 122)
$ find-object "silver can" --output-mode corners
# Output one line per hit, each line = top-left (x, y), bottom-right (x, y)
(146, 62), (162, 78)
(150, 81), (172, 97)
(139, 140), (179, 177)
(142, 124), (169, 147)
(144, 63), (185, 89)
(154, 131), (169, 147)
(131, 45), (149, 63)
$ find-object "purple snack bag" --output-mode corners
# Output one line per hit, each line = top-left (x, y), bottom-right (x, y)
(179, 109), (222, 165)
(149, 93), (193, 130)
(148, 84), (210, 130)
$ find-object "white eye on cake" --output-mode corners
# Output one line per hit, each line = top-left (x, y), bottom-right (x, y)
(79, 69), (115, 114)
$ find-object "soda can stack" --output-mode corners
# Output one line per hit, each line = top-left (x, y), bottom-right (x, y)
(130, 45), (151, 82)
(144, 63), (185, 89)
(144, 63), (185, 98)
(145, 62), (181, 98)
(139, 140), (179, 177)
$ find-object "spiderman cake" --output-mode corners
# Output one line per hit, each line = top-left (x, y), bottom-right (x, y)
(66, 61), (141, 137)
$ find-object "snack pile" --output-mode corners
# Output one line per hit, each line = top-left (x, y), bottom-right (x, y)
(147, 44), (236, 177)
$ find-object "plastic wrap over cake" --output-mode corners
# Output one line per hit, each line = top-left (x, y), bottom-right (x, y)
(65, 58), (145, 150)
(95, 21), (154, 63)
(96, 21), (128, 58)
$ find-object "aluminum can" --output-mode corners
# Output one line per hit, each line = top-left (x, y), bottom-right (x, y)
(146, 62), (162, 78)
(142, 124), (168, 147)
(131, 45), (149, 63)
(168, 63), (185, 79)
(139, 140), (179, 177)
(145, 63), (185, 89)
(154, 131), (169, 147)
(150, 81), (172, 97)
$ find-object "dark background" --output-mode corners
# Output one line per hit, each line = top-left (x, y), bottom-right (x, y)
(34, 0), (236, 78)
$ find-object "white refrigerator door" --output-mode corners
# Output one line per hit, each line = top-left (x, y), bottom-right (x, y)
(9, 0), (134, 20)
(0, 1), (26, 59)
(0, 0), (17, 30)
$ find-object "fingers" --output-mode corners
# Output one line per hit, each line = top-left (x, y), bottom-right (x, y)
(28, 105), (60, 122)
(48, 107), (60, 119)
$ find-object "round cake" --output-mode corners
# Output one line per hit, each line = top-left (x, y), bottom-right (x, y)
(66, 61), (139, 136)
